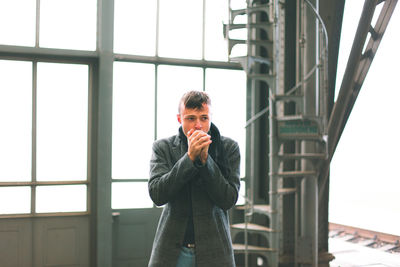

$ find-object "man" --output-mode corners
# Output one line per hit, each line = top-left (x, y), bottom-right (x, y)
(148, 91), (241, 267)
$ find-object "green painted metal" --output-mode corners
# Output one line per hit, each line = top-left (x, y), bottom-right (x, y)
(94, 0), (114, 266)
(278, 120), (319, 136)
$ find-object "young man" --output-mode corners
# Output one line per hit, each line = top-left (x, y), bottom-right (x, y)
(148, 91), (241, 267)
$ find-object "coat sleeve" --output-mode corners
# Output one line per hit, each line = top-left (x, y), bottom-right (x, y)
(148, 139), (199, 206)
(200, 139), (241, 210)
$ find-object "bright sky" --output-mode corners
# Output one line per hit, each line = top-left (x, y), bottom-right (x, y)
(330, 0), (400, 235)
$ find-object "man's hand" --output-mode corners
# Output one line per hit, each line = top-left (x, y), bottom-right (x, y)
(199, 145), (209, 165)
(187, 129), (212, 163)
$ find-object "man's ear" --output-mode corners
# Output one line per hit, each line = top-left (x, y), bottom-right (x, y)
(177, 114), (182, 124)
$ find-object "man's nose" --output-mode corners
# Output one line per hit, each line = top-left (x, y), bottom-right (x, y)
(194, 119), (202, 129)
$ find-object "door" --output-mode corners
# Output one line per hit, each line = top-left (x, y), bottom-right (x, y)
(112, 208), (162, 267)
(0, 60), (91, 266)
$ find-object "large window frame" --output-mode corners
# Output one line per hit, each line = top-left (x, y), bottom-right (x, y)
(110, 0), (245, 209)
(0, 0), (246, 216)
(111, 58), (244, 209)
(0, 0), (98, 218)
(0, 54), (95, 218)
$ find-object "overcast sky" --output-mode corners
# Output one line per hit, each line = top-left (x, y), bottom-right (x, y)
(330, 0), (400, 235)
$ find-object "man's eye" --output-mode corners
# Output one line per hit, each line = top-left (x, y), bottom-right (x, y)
(201, 117), (209, 121)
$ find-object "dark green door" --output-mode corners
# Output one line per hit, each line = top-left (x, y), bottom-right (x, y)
(112, 208), (162, 267)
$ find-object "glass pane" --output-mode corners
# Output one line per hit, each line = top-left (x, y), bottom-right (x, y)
(0, 0), (36, 46)
(36, 63), (88, 181)
(237, 181), (245, 206)
(158, 0), (203, 59)
(230, 0), (246, 10)
(157, 65), (203, 139)
(39, 0), (96, 50)
(204, 0), (229, 61)
(0, 60), (32, 182)
(112, 182), (153, 209)
(0, 187), (31, 214)
(36, 185), (87, 213)
(112, 62), (155, 179)
(205, 69), (246, 177)
(114, 0), (157, 56)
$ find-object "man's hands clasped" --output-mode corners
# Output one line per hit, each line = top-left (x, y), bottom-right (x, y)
(187, 129), (212, 164)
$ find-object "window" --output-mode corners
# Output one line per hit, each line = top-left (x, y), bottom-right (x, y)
(111, 0), (246, 209)
(205, 68), (246, 177)
(39, 0), (97, 50)
(36, 63), (88, 181)
(0, 0), (96, 50)
(0, 60), (90, 216)
(0, 0), (247, 214)
(157, 65), (204, 139)
(0, 0), (36, 46)
(0, 187), (31, 215)
(158, 0), (203, 59)
(0, 60), (32, 183)
(114, 0), (157, 56)
(112, 62), (155, 179)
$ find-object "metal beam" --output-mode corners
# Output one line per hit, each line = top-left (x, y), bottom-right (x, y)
(114, 53), (241, 70)
(0, 45), (98, 64)
(92, 0), (114, 266)
(299, 1), (319, 265)
(319, 0), (398, 201)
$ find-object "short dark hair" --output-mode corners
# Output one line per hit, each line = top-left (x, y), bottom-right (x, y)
(178, 90), (211, 113)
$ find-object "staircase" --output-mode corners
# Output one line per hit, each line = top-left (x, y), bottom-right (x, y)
(224, 0), (329, 266)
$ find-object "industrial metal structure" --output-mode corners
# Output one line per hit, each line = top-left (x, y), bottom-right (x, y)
(224, 0), (398, 266)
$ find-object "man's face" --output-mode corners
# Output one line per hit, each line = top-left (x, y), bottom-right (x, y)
(177, 103), (211, 136)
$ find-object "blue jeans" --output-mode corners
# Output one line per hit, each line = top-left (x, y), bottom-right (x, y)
(176, 247), (196, 267)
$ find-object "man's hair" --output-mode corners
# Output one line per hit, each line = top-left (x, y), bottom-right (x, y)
(178, 90), (211, 113)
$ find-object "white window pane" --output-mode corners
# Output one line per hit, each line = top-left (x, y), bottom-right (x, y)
(230, 0), (247, 10)
(0, 0), (36, 46)
(0, 187), (31, 214)
(112, 182), (153, 209)
(36, 63), (88, 181)
(205, 69), (246, 177)
(157, 65), (203, 139)
(158, 0), (203, 59)
(39, 0), (96, 50)
(36, 185), (87, 213)
(0, 60), (32, 182)
(237, 181), (246, 206)
(112, 62), (155, 179)
(204, 0), (229, 61)
(114, 0), (157, 56)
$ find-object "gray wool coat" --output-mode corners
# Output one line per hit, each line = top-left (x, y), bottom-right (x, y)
(148, 132), (240, 267)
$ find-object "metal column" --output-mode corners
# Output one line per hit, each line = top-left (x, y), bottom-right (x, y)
(299, 0), (318, 266)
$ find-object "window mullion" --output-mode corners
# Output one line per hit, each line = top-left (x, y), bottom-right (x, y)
(32, 61), (37, 214)
(154, 64), (158, 141)
(202, 0), (206, 60)
(35, 0), (40, 48)
(155, 0), (160, 57)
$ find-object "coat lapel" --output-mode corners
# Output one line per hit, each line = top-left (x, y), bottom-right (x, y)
(171, 134), (186, 164)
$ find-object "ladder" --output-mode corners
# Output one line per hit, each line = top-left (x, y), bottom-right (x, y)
(225, 0), (329, 266)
